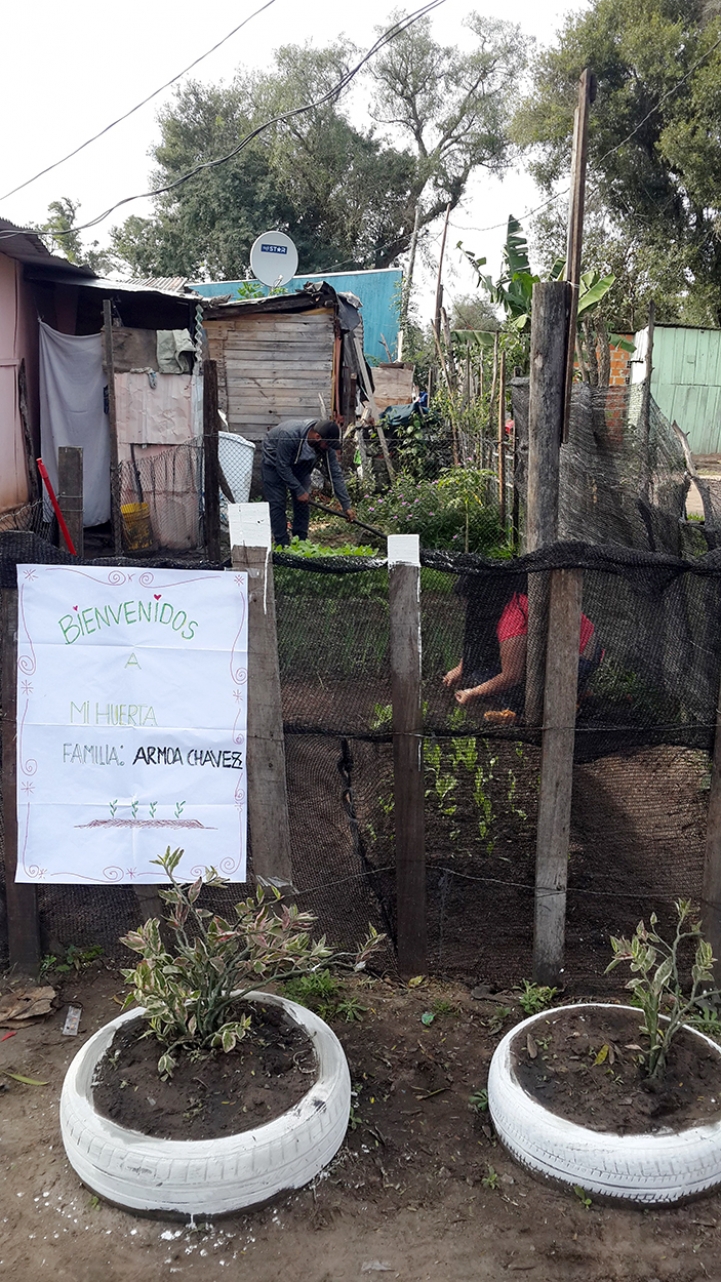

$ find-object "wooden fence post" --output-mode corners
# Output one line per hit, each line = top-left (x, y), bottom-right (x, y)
(702, 654), (721, 980)
(229, 504), (293, 888)
(533, 569), (583, 986)
(57, 446), (84, 558)
(524, 281), (571, 725)
(388, 534), (426, 975)
(563, 68), (594, 440)
(203, 360), (221, 563)
(523, 279), (577, 986)
(102, 300), (122, 556)
(497, 351), (507, 529)
(1, 588), (41, 973)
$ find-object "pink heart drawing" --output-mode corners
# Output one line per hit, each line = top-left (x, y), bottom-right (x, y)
(73, 605), (78, 611)
(154, 594), (161, 600)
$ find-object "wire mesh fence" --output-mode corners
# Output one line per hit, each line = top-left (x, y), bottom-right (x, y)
(2, 532), (714, 994)
(0, 378), (716, 989)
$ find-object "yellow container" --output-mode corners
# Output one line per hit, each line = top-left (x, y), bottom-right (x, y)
(121, 502), (154, 551)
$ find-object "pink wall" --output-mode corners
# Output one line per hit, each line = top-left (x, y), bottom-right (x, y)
(0, 253), (36, 513)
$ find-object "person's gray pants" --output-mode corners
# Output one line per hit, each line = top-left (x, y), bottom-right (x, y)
(261, 461), (312, 547)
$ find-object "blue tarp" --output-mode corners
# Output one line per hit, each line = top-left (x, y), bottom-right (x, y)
(193, 268), (402, 365)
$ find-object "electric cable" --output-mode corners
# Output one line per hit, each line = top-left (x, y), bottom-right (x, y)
(0, 1), (445, 244)
(448, 29), (721, 240)
(0, 0), (278, 203)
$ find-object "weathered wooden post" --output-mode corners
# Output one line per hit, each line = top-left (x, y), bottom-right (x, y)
(1, 586), (41, 973)
(563, 68), (595, 439)
(702, 654), (721, 980)
(497, 351), (507, 529)
(102, 300), (122, 556)
(523, 278), (584, 987)
(533, 568), (583, 986)
(388, 533), (426, 975)
(203, 360), (222, 563)
(57, 446), (84, 558)
(524, 282), (571, 726)
(228, 504), (293, 888)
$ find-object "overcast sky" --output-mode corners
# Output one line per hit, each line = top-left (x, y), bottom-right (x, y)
(1, 0), (583, 319)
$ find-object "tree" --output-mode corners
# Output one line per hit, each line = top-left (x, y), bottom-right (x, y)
(40, 197), (114, 274)
(513, 0), (721, 324)
(111, 19), (527, 283)
(370, 10), (527, 223)
(110, 45), (418, 280)
(450, 295), (500, 331)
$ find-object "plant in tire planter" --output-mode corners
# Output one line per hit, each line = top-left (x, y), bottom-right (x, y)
(488, 902), (721, 1204)
(59, 848), (382, 1217)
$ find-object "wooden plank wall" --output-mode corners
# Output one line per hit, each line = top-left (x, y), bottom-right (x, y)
(205, 310), (336, 443)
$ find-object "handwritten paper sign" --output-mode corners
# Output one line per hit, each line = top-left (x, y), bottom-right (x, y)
(15, 564), (248, 884)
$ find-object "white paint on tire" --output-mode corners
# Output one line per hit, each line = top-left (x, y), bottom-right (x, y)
(488, 1003), (721, 1204)
(60, 992), (351, 1216)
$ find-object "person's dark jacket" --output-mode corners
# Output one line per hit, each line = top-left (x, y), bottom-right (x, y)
(262, 418), (352, 510)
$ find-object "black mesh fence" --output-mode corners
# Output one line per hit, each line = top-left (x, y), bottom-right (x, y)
(0, 374), (718, 992)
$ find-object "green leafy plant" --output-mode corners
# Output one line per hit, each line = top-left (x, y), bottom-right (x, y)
(469, 1088), (489, 1113)
(280, 536), (380, 558)
(281, 971), (367, 1023)
(425, 741), (459, 819)
(370, 702), (393, 732)
(516, 980), (558, 1016)
(282, 969), (340, 1017)
(605, 899), (718, 1080)
(121, 847), (382, 1077)
(357, 470), (503, 554)
(41, 943), (103, 976)
(573, 1185), (592, 1210)
(474, 760), (495, 852)
(485, 1005), (512, 1035)
(482, 1164), (500, 1189)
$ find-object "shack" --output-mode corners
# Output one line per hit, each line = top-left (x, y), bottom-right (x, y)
(0, 219), (202, 544)
(202, 284), (373, 460)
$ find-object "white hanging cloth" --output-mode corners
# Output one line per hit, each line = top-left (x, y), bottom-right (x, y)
(39, 320), (111, 526)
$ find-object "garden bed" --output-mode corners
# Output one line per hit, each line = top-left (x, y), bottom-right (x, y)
(511, 1005), (721, 1134)
(92, 1001), (315, 1140)
(5, 966), (721, 1280)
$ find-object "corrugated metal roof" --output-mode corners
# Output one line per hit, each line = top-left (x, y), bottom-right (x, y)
(201, 287), (336, 321)
(193, 268), (402, 362)
(0, 217), (96, 275)
(128, 276), (201, 297)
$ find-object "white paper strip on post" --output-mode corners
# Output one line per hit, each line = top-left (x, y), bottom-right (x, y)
(228, 502), (271, 549)
(387, 534), (420, 567)
(14, 564), (248, 885)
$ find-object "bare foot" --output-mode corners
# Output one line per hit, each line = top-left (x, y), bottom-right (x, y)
(443, 663), (463, 688)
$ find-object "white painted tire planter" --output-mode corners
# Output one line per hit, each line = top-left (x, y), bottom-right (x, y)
(60, 992), (351, 1217)
(488, 1003), (721, 1205)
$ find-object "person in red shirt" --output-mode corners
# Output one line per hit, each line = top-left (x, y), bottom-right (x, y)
(443, 574), (601, 715)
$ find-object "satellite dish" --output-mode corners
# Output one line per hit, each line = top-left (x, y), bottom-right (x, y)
(249, 231), (299, 288)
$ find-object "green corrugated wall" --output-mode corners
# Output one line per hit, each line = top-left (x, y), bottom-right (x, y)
(634, 326), (721, 456)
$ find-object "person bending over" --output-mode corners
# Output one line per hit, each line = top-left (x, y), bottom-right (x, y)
(443, 573), (600, 716)
(261, 418), (355, 548)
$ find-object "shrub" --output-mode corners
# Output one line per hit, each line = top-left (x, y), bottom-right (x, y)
(120, 847), (382, 1077)
(606, 900), (718, 1080)
(357, 468), (504, 553)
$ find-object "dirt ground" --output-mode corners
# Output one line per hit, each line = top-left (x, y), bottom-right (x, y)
(2, 963), (721, 1282)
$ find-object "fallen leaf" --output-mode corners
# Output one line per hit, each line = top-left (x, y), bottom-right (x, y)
(0, 986), (56, 1026)
(526, 1033), (538, 1059)
(594, 1044), (609, 1066)
(3, 1072), (49, 1086)
(408, 976), (425, 988)
(624, 1043), (643, 1052)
